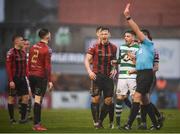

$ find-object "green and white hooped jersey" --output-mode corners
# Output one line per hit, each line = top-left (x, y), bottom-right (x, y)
(118, 43), (139, 79)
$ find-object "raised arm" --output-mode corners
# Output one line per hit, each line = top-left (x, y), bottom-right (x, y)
(124, 3), (146, 42)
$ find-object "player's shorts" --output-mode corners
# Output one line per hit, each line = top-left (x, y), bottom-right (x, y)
(90, 73), (114, 98)
(116, 79), (136, 96)
(29, 76), (47, 97)
(8, 76), (28, 96)
(136, 69), (153, 95)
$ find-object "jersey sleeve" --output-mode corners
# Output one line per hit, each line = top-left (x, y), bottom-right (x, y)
(87, 43), (96, 55)
(44, 47), (52, 82)
(112, 45), (117, 60)
(6, 49), (13, 81)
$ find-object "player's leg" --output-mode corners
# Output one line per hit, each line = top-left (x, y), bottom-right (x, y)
(7, 95), (16, 124)
(139, 74), (156, 129)
(98, 97), (113, 128)
(128, 79), (141, 127)
(29, 76), (48, 131)
(98, 79), (114, 129)
(19, 94), (29, 123)
(150, 102), (165, 127)
(108, 96), (114, 129)
(91, 95), (100, 127)
(149, 75), (165, 127)
(18, 77), (29, 123)
(123, 91), (141, 130)
(90, 80), (100, 128)
(26, 76), (33, 120)
(7, 81), (17, 124)
(115, 79), (128, 129)
(124, 97), (131, 108)
(18, 97), (22, 119)
(141, 94), (160, 130)
(27, 97), (33, 120)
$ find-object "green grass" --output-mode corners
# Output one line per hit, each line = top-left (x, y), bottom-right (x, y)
(0, 108), (180, 133)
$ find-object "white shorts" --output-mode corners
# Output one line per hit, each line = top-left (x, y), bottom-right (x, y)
(116, 79), (136, 96)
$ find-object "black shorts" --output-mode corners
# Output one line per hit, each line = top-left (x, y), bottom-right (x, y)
(136, 69), (153, 95)
(8, 76), (28, 96)
(29, 76), (47, 97)
(90, 73), (114, 98)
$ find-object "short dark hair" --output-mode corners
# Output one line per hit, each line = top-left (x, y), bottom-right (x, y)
(12, 34), (23, 42)
(141, 29), (152, 40)
(101, 27), (110, 32)
(96, 26), (103, 33)
(123, 30), (136, 36)
(38, 28), (49, 39)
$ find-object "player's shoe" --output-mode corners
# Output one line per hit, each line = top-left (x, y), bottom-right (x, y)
(96, 122), (104, 129)
(158, 112), (165, 128)
(19, 119), (28, 124)
(93, 122), (98, 128)
(138, 122), (147, 130)
(10, 118), (17, 124)
(122, 124), (131, 130)
(32, 124), (47, 131)
(149, 124), (160, 130)
(109, 122), (114, 129)
(117, 125), (121, 129)
(28, 115), (33, 121)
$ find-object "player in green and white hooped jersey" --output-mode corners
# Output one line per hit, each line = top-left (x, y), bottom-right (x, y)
(112, 30), (139, 129)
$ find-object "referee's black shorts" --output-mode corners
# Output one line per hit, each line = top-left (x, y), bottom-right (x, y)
(136, 69), (153, 95)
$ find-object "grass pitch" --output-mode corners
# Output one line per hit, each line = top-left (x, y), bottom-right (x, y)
(0, 108), (180, 133)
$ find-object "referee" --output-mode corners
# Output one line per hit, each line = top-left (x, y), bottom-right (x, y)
(123, 3), (160, 130)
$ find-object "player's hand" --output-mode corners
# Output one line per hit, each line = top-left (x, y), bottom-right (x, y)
(88, 70), (96, 80)
(128, 69), (136, 75)
(111, 60), (118, 65)
(124, 3), (131, 18)
(9, 81), (15, 89)
(110, 69), (117, 79)
(48, 82), (53, 92)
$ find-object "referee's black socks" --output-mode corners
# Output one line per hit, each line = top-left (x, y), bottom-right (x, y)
(127, 102), (140, 127)
(150, 102), (161, 118)
(141, 104), (147, 123)
(144, 103), (158, 127)
(108, 103), (114, 123)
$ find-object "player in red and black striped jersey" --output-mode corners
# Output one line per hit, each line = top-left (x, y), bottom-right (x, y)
(18, 39), (33, 121)
(28, 28), (53, 131)
(84, 27), (117, 129)
(6, 35), (29, 124)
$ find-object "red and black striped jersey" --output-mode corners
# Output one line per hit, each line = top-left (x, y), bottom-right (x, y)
(28, 41), (52, 82)
(87, 41), (117, 76)
(6, 48), (27, 81)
